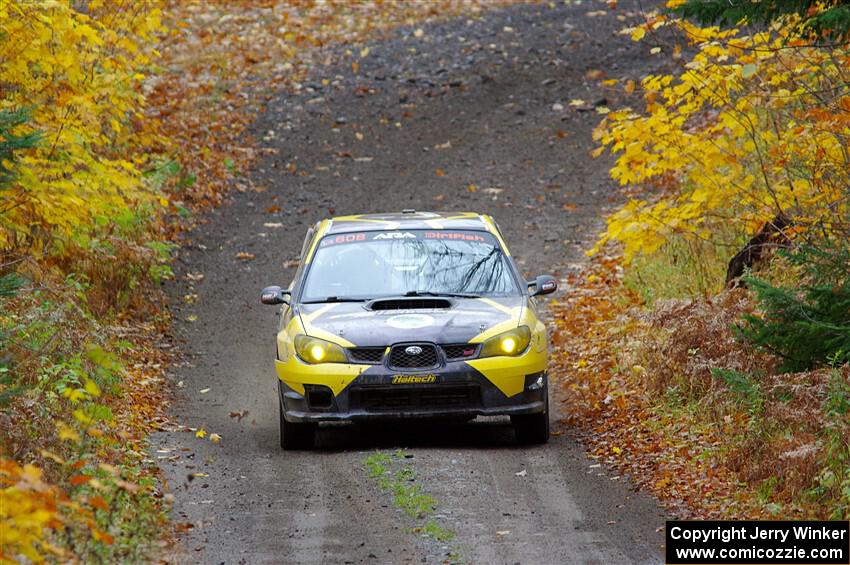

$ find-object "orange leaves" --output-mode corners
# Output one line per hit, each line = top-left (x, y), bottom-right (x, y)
(92, 528), (114, 545)
(69, 474), (93, 487)
(88, 495), (109, 511)
(550, 252), (637, 422)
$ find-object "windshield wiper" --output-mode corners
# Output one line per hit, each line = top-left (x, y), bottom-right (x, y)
(301, 296), (369, 304)
(404, 290), (481, 299)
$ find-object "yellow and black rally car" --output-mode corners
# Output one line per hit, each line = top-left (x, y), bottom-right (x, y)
(261, 211), (557, 449)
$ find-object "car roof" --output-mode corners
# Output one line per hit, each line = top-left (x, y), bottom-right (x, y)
(325, 211), (491, 234)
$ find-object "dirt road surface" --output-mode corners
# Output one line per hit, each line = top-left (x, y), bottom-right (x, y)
(155, 2), (669, 563)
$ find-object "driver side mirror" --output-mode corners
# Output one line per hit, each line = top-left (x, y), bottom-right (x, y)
(261, 286), (290, 305)
(528, 275), (557, 297)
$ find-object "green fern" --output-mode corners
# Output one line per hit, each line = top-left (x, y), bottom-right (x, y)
(737, 240), (850, 371)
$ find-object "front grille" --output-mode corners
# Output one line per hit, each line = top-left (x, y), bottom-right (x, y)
(388, 343), (439, 369)
(348, 347), (386, 364)
(442, 344), (478, 360)
(350, 384), (481, 411)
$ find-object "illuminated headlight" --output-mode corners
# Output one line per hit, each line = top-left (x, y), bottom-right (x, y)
(479, 326), (531, 358)
(294, 335), (347, 364)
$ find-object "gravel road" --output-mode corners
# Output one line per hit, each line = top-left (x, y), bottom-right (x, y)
(156, 2), (669, 563)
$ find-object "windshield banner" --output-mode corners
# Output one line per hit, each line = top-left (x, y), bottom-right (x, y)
(319, 230), (494, 248)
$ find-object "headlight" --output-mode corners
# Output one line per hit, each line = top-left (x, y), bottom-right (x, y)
(478, 326), (531, 358)
(294, 335), (347, 364)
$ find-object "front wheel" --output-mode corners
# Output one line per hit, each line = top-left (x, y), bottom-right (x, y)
(279, 394), (316, 450)
(512, 389), (549, 445)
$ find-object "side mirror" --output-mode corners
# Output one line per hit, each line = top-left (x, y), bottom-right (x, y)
(528, 275), (557, 297)
(261, 286), (289, 305)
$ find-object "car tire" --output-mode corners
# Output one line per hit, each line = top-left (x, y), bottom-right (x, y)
(279, 393), (316, 450)
(512, 387), (550, 445)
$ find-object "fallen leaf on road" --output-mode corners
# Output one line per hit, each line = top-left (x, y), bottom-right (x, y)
(209, 433), (222, 444)
(264, 222), (283, 228)
(266, 205), (281, 214)
(195, 428), (206, 439)
(435, 167), (446, 177)
(515, 469), (527, 477)
(235, 251), (256, 260)
(496, 530), (511, 536)
(186, 314), (198, 322)
(229, 410), (250, 422)
(199, 388), (210, 394)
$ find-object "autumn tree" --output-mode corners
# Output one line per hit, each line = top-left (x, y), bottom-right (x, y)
(593, 9), (850, 267)
(0, 1), (164, 254)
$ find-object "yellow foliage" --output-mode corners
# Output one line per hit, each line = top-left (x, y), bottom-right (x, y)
(55, 421), (80, 443)
(593, 16), (850, 261)
(0, 460), (65, 563)
(0, 1), (165, 253)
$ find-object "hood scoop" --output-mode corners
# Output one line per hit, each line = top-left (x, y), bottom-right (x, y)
(368, 298), (452, 311)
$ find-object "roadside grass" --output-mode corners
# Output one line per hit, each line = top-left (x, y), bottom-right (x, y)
(362, 451), (459, 553)
(623, 236), (730, 304)
(552, 246), (850, 520)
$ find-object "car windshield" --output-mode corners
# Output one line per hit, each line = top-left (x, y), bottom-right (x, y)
(300, 229), (519, 301)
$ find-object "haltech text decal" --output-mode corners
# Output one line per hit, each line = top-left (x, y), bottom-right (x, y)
(391, 374), (437, 384)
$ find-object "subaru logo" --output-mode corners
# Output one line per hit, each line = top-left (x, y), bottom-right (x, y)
(404, 346), (423, 356)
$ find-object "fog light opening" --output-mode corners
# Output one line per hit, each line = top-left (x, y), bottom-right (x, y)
(305, 385), (334, 409)
(527, 376), (544, 391)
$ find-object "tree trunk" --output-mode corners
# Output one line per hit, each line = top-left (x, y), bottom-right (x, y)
(725, 214), (791, 287)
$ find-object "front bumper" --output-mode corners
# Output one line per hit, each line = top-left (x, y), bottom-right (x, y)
(278, 368), (547, 423)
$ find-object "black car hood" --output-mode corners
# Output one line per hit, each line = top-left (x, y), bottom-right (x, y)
(297, 296), (524, 347)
